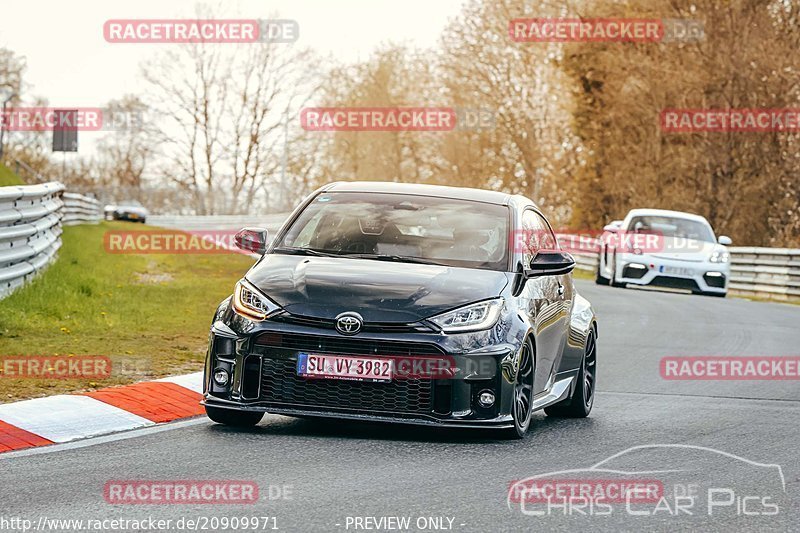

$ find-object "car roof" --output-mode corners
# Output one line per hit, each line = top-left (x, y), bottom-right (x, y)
(322, 181), (514, 205)
(625, 208), (710, 224)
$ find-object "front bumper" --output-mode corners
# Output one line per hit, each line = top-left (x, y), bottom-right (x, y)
(203, 312), (521, 428)
(202, 398), (514, 429)
(616, 253), (729, 293)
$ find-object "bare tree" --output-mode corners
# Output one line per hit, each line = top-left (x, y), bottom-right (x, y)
(142, 9), (317, 214)
(437, 0), (581, 224)
(300, 1), (580, 226)
(95, 95), (154, 191)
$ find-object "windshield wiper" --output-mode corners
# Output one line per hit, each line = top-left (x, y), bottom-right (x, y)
(274, 248), (447, 266)
(272, 247), (341, 258)
(339, 253), (446, 266)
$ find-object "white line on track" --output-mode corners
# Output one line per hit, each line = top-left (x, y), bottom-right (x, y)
(3, 390), (798, 461)
(0, 417), (209, 460)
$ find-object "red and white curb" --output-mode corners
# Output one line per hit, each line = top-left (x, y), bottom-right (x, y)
(0, 372), (204, 453)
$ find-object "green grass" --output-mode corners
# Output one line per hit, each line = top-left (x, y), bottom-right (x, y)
(0, 221), (254, 402)
(0, 162), (24, 186)
(571, 268), (594, 281)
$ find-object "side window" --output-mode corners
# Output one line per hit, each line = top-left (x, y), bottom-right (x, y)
(285, 210), (326, 248)
(520, 209), (558, 264)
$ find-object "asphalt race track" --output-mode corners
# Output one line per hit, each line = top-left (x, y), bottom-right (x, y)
(2, 281), (799, 532)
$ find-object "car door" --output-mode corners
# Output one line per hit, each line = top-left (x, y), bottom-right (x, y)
(518, 208), (570, 395)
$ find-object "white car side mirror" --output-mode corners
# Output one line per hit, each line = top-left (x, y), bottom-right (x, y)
(718, 235), (732, 246)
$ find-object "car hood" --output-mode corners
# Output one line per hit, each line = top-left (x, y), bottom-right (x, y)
(246, 254), (511, 323)
(649, 238), (722, 263)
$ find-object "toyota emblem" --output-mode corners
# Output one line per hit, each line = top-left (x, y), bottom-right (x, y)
(335, 312), (363, 335)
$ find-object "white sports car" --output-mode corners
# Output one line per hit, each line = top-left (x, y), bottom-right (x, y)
(595, 209), (732, 297)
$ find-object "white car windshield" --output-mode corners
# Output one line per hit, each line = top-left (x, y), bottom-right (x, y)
(628, 215), (716, 243)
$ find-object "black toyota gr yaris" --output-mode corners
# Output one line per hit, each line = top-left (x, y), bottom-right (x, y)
(203, 182), (598, 438)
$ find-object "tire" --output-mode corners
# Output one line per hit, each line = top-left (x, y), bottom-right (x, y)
(595, 264), (610, 285)
(609, 253), (625, 288)
(544, 329), (596, 418)
(502, 338), (535, 439)
(595, 247), (610, 285)
(205, 406), (263, 427)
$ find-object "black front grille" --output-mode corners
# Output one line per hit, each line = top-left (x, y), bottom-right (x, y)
(622, 264), (647, 279)
(650, 276), (700, 291)
(703, 273), (726, 288)
(259, 357), (433, 414)
(254, 332), (443, 357)
(270, 313), (430, 334)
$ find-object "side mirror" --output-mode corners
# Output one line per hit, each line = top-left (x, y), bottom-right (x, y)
(718, 235), (732, 246)
(234, 227), (269, 254)
(524, 250), (576, 278)
(603, 220), (623, 233)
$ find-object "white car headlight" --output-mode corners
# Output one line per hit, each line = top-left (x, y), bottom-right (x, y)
(428, 298), (504, 333)
(709, 250), (730, 263)
(232, 279), (280, 320)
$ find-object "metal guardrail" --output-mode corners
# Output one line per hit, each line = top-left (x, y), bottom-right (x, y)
(148, 214), (288, 233)
(557, 235), (800, 301)
(727, 247), (800, 300)
(572, 252), (600, 272)
(0, 182), (65, 298)
(62, 192), (102, 226)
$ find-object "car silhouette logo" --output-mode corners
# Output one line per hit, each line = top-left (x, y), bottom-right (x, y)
(335, 313), (363, 335)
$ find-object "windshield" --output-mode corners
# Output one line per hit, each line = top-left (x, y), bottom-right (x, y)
(628, 215), (715, 243)
(277, 192), (510, 271)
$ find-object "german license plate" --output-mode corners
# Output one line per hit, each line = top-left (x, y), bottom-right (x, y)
(297, 353), (393, 382)
(660, 265), (693, 276)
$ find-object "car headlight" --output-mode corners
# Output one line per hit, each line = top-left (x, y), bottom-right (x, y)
(709, 250), (730, 263)
(428, 298), (504, 333)
(232, 279), (280, 320)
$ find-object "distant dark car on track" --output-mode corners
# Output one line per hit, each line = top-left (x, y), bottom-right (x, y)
(203, 182), (598, 438)
(104, 200), (148, 223)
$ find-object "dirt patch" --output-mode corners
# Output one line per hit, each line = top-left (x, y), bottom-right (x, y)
(134, 271), (174, 284)
(133, 260), (175, 284)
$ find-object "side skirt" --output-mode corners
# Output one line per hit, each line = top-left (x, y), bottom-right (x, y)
(531, 374), (576, 411)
